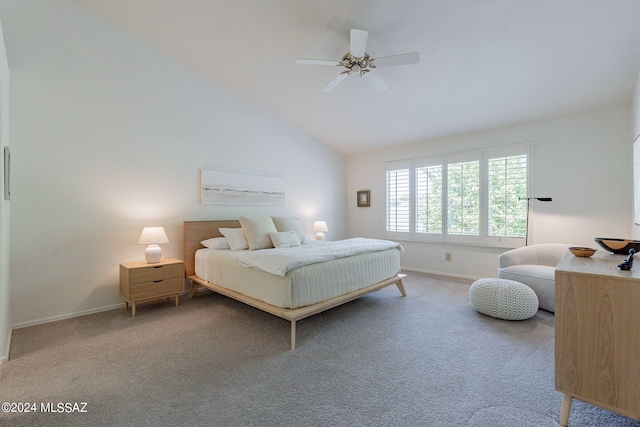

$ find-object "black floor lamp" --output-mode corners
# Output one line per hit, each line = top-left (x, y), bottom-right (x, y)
(521, 197), (552, 246)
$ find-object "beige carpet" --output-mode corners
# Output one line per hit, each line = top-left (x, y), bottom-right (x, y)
(1, 272), (639, 427)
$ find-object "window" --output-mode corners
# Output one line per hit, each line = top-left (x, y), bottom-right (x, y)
(385, 145), (530, 247)
(385, 167), (410, 233)
(447, 159), (480, 236)
(415, 164), (442, 234)
(487, 154), (527, 238)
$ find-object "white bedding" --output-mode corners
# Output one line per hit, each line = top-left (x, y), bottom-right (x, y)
(236, 238), (403, 276)
(194, 241), (402, 309)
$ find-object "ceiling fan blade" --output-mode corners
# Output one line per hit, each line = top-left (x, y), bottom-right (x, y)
(321, 73), (349, 92)
(296, 58), (341, 66)
(362, 71), (389, 93)
(373, 52), (420, 68)
(350, 29), (368, 57)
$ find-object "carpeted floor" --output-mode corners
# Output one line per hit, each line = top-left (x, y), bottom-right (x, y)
(1, 272), (639, 427)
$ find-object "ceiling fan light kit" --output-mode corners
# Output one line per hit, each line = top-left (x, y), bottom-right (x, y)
(297, 29), (419, 93)
(339, 53), (375, 76)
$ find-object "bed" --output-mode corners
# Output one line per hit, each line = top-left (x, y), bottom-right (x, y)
(183, 218), (406, 349)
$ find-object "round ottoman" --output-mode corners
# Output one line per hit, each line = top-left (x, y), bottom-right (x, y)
(469, 278), (539, 320)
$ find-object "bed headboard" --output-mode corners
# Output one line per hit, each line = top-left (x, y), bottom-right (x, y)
(183, 220), (241, 277)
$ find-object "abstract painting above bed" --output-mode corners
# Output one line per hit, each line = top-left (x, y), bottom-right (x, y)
(200, 170), (285, 206)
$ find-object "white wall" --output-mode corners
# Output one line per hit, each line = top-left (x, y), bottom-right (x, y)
(633, 66), (640, 143)
(0, 18), (10, 363)
(0, 0), (346, 327)
(347, 106), (632, 279)
(632, 65), (640, 239)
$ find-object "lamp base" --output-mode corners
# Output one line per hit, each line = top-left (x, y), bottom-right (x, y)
(145, 244), (162, 263)
(315, 232), (325, 241)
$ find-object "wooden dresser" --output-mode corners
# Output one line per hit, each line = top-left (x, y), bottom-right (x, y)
(555, 250), (640, 426)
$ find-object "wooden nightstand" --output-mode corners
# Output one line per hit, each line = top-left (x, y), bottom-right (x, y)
(119, 258), (184, 317)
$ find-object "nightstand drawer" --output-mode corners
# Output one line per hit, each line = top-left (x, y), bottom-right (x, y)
(130, 278), (183, 300)
(128, 263), (183, 284)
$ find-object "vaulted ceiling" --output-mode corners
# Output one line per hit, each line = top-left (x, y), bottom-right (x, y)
(72, 0), (640, 155)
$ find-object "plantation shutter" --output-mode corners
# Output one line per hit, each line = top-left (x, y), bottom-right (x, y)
(487, 154), (527, 237)
(386, 169), (410, 232)
(415, 163), (443, 235)
(485, 145), (530, 246)
(384, 144), (529, 248)
(447, 160), (480, 236)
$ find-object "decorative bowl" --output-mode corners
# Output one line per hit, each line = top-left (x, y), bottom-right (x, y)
(594, 238), (640, 255)
(569, 247), (596, 257)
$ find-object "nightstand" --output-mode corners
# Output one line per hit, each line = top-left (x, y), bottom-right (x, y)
(119, 258), (184, 317)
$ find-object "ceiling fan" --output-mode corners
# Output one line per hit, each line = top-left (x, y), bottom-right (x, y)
(296, 29), (420, 93)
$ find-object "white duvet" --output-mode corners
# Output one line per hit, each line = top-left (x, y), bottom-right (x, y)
(236, 238), (403, 277)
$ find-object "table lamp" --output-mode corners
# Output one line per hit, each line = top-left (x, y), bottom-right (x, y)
(138, 226), (169, 263)
(312, 221), (328, 241)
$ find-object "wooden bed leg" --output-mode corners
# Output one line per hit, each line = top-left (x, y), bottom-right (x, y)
(396, 274), (407, 297)
(290, 320), (296, 350)
(188, 281), (200, 298)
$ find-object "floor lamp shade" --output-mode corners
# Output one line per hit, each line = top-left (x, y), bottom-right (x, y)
(138, 227), (169, 263)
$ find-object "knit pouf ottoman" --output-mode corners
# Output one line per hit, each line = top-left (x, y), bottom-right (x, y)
(469, 278), (539, 320)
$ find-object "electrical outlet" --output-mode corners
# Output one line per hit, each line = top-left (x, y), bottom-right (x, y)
(445, 252), (452, 261)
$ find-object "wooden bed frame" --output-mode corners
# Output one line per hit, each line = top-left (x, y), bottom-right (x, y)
(183, 220), (406, 350)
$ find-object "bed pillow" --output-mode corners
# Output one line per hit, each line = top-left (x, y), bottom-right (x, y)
(239, 216), (278, 250)
(219, 228), (248, 251)
(271, 216), (310, 244)
(200, 237), (230, 250)
(269, 231), (301, 249)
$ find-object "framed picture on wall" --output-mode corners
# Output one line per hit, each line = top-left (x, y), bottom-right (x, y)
(200, 169), (285, 206)
(357, 190), (370, 207)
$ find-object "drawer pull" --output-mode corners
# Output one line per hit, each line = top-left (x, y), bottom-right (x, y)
(153, 266), (164, 269)
(153, 280), (163, 283)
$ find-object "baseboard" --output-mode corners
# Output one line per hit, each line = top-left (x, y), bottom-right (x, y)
(401, 266), (480, 283)
(12, 289), (195, 330)
(12, 303), (123, 330)
(1, 326), (11, 364)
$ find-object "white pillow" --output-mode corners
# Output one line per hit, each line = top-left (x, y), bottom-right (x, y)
(239, 216), (278, 250)
(269, 231), (301, 249)
(200, 237), (230, 250)
(271, 216), (310, 244)
(219, 228), (248, 251)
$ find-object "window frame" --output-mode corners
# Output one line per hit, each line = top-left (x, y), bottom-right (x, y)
(414, 156), (444, 242)
(484, 145), (530, 247)
(384, 160), (412, 239)
(444, 151), (483, 245)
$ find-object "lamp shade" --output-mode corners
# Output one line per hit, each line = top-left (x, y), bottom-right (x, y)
(312, 221), (328, 232)
(137, 227), (169, 245)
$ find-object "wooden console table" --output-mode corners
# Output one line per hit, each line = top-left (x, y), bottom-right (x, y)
(555, 250), (640, 426)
